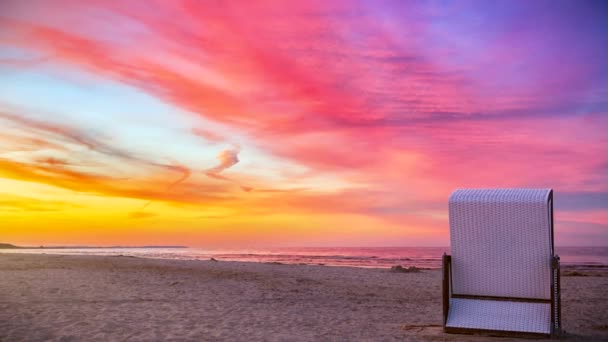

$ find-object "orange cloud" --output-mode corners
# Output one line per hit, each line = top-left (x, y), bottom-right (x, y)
(206, 147), (240, 175)
(0, 194), (78, 212)
(128, 211), (158, 219)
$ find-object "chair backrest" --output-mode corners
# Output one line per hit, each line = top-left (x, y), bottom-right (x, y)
(449, 189), (554, 300)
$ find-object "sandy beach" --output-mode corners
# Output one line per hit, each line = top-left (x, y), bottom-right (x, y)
(1, 254), (607, 341)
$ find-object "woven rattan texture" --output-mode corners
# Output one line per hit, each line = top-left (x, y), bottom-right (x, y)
(449, 189), (552, 299)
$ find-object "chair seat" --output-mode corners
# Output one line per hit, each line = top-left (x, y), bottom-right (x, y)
(446, 298), (551, 335)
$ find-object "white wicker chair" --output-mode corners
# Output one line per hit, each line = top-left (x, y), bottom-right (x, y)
(443, 189), (561, 338)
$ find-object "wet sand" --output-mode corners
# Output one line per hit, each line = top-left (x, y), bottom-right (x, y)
(0, 253), (606, 341)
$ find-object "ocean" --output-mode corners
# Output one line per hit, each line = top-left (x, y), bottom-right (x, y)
(2, 246), (607, 269)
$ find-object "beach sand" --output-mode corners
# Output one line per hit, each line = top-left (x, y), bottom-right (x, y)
(1, 254), (606, 341)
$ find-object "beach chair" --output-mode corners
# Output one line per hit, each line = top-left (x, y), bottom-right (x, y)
(443, 189), (561, 338)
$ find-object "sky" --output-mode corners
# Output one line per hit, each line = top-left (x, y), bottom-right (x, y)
(0, 0), (607, 247)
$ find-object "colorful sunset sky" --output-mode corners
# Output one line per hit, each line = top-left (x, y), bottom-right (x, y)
(0, 0), (607, 247)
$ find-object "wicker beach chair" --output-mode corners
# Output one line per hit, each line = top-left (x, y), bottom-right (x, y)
(443, 189), (561, 338)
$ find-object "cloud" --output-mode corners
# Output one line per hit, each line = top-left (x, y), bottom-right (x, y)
(191, 127), (224, 143)
(206, 147), (240, 174)
(203, 146), (252, 192)
(0, 157), (229, 206)
(165, 164), (191, 189)
(34, 157), (71, 166)
(554, 192), (608, 211)
(0, 107), (228, 207)
(0, 108), (148, 165)
(0, 194), (78, 212)
(2, 3), (605, 185)
(128, 211), (158, 219)
(136, 163), (191, 212)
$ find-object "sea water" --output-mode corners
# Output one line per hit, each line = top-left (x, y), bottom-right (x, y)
(2, 246), (606, 269)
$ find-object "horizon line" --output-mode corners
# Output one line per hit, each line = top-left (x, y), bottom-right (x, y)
(2, 243), (607, 249)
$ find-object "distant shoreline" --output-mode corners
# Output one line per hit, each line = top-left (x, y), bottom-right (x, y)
(0, 243), (187, 249)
